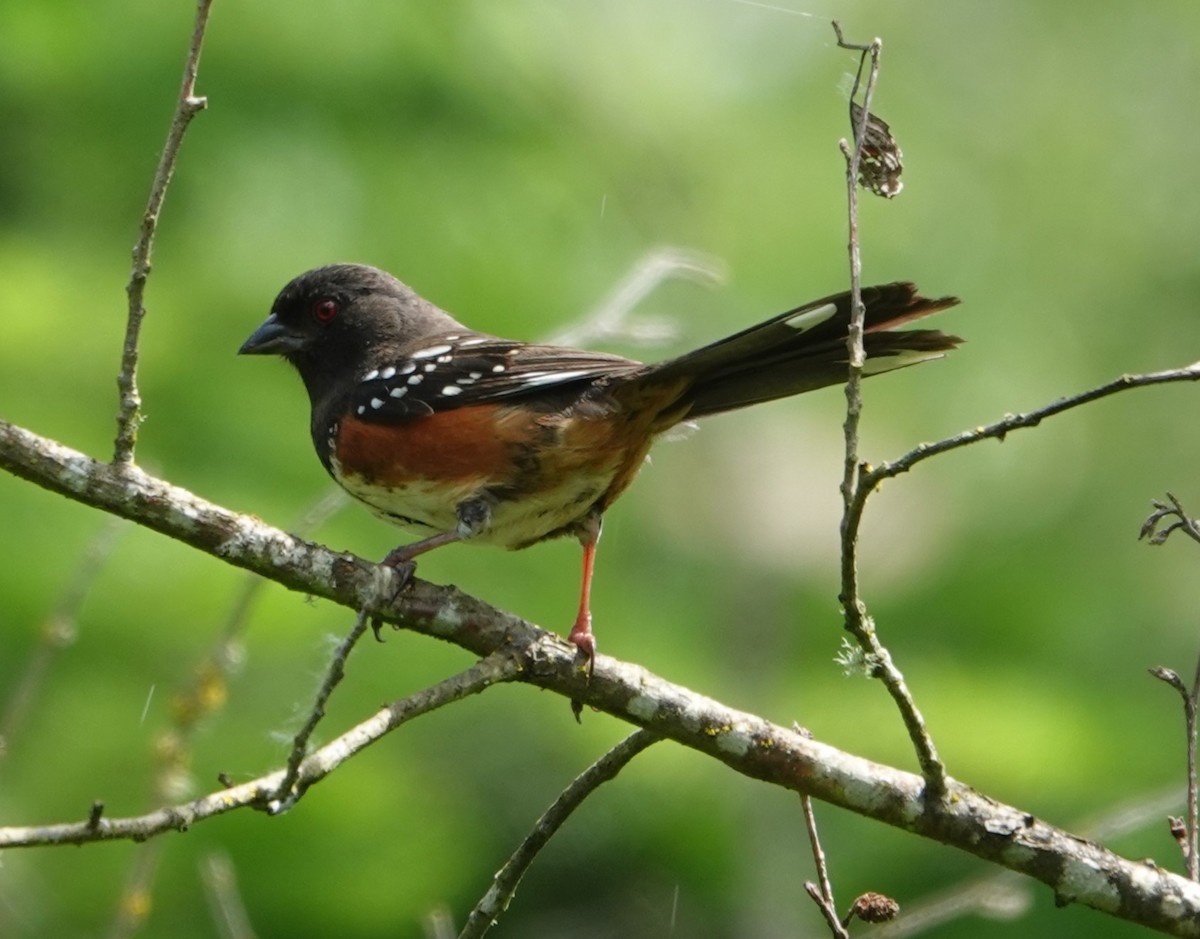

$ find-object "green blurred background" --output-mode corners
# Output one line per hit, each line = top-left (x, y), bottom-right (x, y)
(2, 1), (1199, 936)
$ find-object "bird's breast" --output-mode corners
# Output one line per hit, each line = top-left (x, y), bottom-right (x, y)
(323, 403), (641, 549)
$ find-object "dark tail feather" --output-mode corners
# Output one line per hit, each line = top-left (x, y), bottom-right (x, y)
(634, 282), (961, 423)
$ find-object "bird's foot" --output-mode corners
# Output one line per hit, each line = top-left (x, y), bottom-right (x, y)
(369, 550), (418, 641)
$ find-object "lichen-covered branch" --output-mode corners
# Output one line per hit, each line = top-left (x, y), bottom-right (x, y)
(3, 416), (1200, 933)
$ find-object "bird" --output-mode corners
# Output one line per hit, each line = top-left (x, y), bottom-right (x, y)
(240, 263), (960, 671)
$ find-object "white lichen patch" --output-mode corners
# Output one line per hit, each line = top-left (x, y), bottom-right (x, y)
(626, 694), (659, 721)
(714, 726), (752, 757)
(1058, 856), (1119, 912)
(429, 598), (467, 633)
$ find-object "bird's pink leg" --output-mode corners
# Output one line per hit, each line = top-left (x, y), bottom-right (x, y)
(567, 515), (602, 676)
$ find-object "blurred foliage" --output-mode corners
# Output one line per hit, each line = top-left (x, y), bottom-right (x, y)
(1, 2), (1199, 937)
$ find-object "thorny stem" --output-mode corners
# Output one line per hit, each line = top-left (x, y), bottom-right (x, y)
(113, 0), (214, 465)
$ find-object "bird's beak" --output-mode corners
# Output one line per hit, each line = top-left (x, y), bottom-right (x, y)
(239, 314), (304, 355)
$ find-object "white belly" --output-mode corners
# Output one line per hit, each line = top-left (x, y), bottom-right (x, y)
(331, 460), (614, 550)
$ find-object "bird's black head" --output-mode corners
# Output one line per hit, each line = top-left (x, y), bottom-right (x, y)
(239, 263), (465, 403)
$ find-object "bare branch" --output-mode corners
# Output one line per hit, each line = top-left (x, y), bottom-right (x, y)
(0, 654), (518, 849)
(805, 882), (849, 939)
(458, 729), (660, 938)
(6, 420), (1200, 931)
(858, 365), (1200, 498)
(801, 794), (849, 939)
(104, 488), (346, 935)
(830, 364), (1200, 801)
(113, 0), (214, 465)
(1151, 658), (1200, 880)
(872, 784), (1188, 937)
(831, 20), (873, 53)
(272, 609), (371, 812)
(1142, 493), (1200, 547)
(831, 21), (945, 796)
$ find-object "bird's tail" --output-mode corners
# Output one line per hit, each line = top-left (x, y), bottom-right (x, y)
(629, 282), (961, 424)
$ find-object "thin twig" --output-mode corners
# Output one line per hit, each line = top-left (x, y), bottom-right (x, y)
(272, 608), (372, 811)
(1150, 660), (1200, 880)
(832, 21), (946, 796)
(834, 362), (1200, 795)
(0, 654), (518, 849)
(1190, 657), (1200, 881)
(843, 370), (1200, 588)
(832, 21), (879, 508)
(170, 489), (348, 755)
(0, 517), (124, 767)
(106, 489), (347, 937)
(801, 794), (849, 939)
(831, 20), (872, 53)
(113, 0), (214, 465)
(1143, 491), (1200, 880)
(859, 364), (1200, 499)
(458, 729), (660, 939)
(1141, 492), (1200, 547)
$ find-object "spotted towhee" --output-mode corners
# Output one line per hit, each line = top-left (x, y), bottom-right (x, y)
(240, 264), (960, 669)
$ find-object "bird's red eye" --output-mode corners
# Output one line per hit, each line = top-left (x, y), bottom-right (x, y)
(312, 298), (339, 323)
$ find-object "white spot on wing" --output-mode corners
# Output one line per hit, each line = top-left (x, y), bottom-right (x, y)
(389, 386), (407, 398)
(520, 370), (590, 386)
(492, 364), (506, 373)
(356, 405), (367, 415)
(784, 302), (837, 332)
(362, 369), (380, 382)
(379, 366), (396, 379)
(411, 344), (453, 359)
(441, 385), (463, 396)
(399, 362), (417, 375)
(370, 397), (384, 409)
(436, 355), (452, 363)
(458, 337), (489, 347)
(408, 374), (423, 385)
